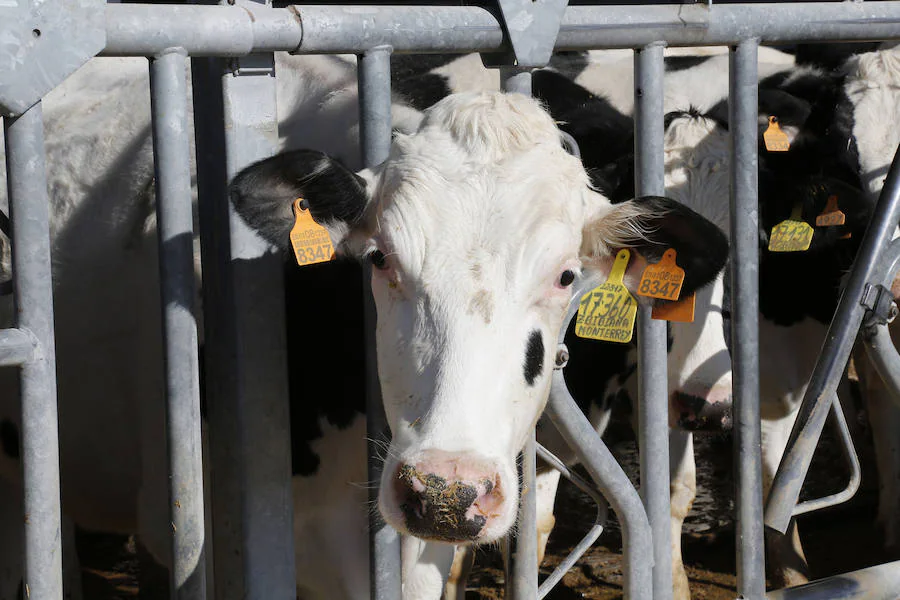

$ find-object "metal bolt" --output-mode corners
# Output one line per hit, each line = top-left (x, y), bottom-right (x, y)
(554, 345), (569, 369)
(888, 302), (898, 324)
(31, 29), (40, 38)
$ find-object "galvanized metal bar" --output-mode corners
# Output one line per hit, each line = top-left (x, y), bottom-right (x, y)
(197, 21), (295, 596)
(4, 101), (63, 600)
(729, 38), (766, 600)
(863, 325), (900, 410)
(148, 47), (207, 599)
(0, 328), (36, 367)
(765, 560), (900, 600)
(357, 45), (402, 600)
(545, 375), (653, 600)
(633, 41), (672, 600)
(535, 443), (606, 599)
(766, 142), (900, 535)
(99, 2), (900, 58)
(791, 393), (861, 517)
(498, 65), (539, 600)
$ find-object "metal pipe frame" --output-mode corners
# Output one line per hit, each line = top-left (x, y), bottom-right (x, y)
(99, 2), (900, 57)
(4, 101), (63, 600)
(356, 44), (403, 600)
(862, 238), (900, 408)
(765, 560), (900, 600)
(498, 65), (539, 600)
(148, 47), (207, 599)
(544, 275), (654, 600)
(633, 41), (673, 600)
(0, 328), (36, 368)
(729, 39), (766, 600)
(766, 143), (900, 536)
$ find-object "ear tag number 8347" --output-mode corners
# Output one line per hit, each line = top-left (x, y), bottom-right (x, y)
(637, 248), (684, 301)
(290, 198), (335, 266)
(575, 249), (638, 344)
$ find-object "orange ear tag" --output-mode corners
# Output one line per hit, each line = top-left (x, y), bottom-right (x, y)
(575, 249), (637, 344)
(637, 248), (684, 301)
(768, 204), (814, 252)
(815, 195), (846, 227)
(652, 293), (696, 323)
(289, 198), (335, 266)
(764, 116), (790, 152)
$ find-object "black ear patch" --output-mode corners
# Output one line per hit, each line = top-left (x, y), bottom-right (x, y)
(629, 195), (730, 298)
(524, 330), (544, 386)
(229, 149), (369, 251)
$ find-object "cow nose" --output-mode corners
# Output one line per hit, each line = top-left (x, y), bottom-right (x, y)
(673, 391), (733, 432)
(395, 452), (505, 542)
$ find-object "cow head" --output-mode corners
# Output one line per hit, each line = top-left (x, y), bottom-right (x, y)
(229, 91), (726, 544)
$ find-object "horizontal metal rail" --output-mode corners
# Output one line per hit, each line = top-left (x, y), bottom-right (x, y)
(0, 328), (36, 367)
(100, 2), (900, 57)
(765, 560), (900, 600)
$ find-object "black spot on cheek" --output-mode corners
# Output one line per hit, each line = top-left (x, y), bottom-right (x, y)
(1, 419), (20, 460)
(524, 330), (544, 386)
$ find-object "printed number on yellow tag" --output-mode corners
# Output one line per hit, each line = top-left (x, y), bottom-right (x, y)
(816, 195), (846, 227)
(652, 293), (696, 323)
(768, 205), (813, 252)
(764, 116), (790, 152)
(575, 249), (637, 343)
(637, 248), (684, 301)
(290, 198), (335, 266)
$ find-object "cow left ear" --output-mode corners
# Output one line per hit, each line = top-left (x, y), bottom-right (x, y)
(229, 149), (374, 255)
(583, 195), (729, 297)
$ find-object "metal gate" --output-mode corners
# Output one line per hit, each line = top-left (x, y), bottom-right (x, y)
(2, 1), (900, 599)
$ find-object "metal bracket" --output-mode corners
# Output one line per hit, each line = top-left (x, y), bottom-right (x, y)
(861, 283), (898, 327)
(0, 0), (105, 117)
(481, 0), (569, 69)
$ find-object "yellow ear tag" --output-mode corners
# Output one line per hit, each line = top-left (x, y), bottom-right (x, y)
(575, 249), (638, 344)
(768, 204), (814, 252)
(815, 195), (846, 227)
(637, 248), (684, 301)
(289, 198), (335, 266)
(764, 116), (790, 152)
(652, 293), (696, 323)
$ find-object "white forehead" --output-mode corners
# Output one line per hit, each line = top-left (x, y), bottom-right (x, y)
(372, 92), (593, 280)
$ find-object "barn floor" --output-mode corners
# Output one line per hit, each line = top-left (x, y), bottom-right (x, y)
(77, 400), (895, 599)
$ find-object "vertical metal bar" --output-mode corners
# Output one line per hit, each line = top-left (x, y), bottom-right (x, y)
(149, 47), (207, 599)
(357, 45), (402, 600)
(729, 38), (766, 600)
(498, 65), (539, 600)
(4, 101), (62, 600)
(633, 41), (672, 600)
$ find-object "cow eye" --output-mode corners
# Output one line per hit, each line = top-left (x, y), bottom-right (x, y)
(369, 249), (389, 270)
(559, 269), (576, 287)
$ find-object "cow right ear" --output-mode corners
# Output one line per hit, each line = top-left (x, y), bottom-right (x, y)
(228, 149), (373, 254)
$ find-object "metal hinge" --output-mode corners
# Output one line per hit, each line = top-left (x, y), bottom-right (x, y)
(861, 283), (898, 326)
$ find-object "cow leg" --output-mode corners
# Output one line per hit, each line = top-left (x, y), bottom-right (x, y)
(669, 429), (695, 600)
(443, 545), (474, 600)
(401, 536), (455, 600)
(760, 411), (809, 589)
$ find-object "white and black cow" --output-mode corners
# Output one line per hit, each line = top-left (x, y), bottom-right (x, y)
(0, 53), (730, 600)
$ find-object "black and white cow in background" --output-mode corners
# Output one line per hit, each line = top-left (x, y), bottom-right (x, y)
(0, 52), (729, 600)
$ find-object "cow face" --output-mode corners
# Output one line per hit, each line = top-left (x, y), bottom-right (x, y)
(229, 91), (727, 544)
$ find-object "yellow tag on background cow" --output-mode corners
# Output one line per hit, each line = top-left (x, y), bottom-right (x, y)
(652, 293), (696, 323)
(764, 116), (790, 152)
(768, 204), (814, 252)
(289, 198), (335, 266)
(815, 195), (846, 227)
(637, 248), (684, 301)
(575, 249), (638, 343)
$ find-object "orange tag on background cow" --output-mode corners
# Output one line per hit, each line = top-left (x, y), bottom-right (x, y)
(289, 198), (335, 266)
(637, 248), (684, 301)
(575, 249), (638, 344)
(815, 195), (846, 227)
(768, 204), (814, 252)
(764, 116), (790, 152)
(652, 293), (696, 323)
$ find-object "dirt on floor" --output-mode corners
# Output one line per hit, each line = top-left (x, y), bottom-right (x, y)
(77, 402), (896, 599)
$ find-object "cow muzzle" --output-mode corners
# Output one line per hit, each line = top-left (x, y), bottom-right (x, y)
(391, 450), (508, 543)
(672, 390), (733, 432)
